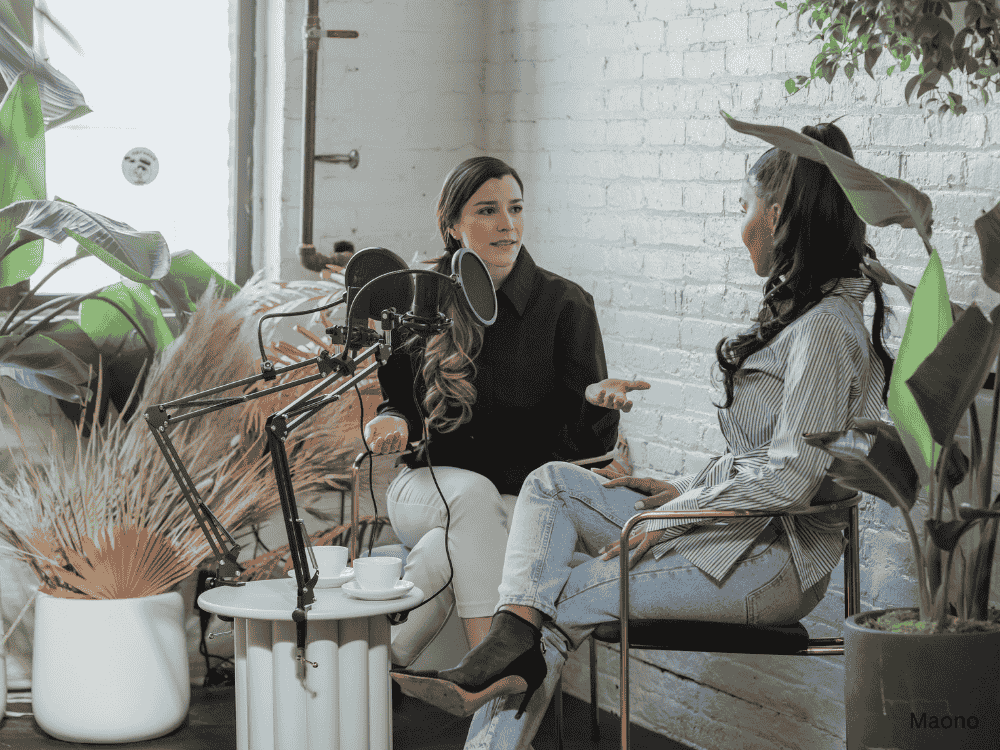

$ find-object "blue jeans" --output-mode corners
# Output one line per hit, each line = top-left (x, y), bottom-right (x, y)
(465, 462), (830, 750)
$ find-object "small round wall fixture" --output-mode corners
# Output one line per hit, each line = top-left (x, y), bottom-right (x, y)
(122, 147), (159, 185)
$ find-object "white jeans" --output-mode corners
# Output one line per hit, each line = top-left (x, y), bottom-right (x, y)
(386, 466), (518, 667)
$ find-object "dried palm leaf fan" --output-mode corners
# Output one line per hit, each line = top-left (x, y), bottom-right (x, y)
(0, 282), (376, 598)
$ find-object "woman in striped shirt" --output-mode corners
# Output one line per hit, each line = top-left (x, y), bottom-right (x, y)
(393, 121), (895, 750)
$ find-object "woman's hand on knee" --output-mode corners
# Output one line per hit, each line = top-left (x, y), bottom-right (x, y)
(585, 378), (651, 413)
(599, 527), (665, 569)
(602, 476), (680, 509)
(363, 414), (409, 455)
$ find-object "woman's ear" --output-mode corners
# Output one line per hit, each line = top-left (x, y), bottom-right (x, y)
(447, 226), (460, 242)
(769, 204), (781, 235)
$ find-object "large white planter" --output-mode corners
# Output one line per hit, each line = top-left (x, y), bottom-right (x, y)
(32, 590), (190, 743)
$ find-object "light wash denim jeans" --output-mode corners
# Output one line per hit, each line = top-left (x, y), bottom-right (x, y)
(464, 461), (830, 750)
(387, 466), (518, 667)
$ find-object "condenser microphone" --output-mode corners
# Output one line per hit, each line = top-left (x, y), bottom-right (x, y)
(397, 248), (498, 336)
(401, 273), (450, 334)
(336, 247), (413, 351)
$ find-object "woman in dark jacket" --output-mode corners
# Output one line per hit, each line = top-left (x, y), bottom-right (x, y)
(363, 156), (641, 667)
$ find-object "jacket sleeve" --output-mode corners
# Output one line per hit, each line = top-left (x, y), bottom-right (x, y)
(552, 291), (619, 460)
(374, 346), (425, 443)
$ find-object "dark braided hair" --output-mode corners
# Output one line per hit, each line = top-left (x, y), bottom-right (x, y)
(715, 122), (895, 409)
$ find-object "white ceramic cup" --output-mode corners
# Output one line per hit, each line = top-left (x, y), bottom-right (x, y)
(353, 557), (403, 590)
(308, 545), (349, 578)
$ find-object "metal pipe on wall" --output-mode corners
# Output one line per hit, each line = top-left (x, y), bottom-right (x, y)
(299, 0), (322, 268)
(299, 2), (359, 273)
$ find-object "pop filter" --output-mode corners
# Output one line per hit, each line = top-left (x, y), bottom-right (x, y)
(451, 248), (497, 326)
(343, 247), (414, 324)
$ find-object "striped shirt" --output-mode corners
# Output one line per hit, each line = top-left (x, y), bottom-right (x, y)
(643, 277), (885, 591)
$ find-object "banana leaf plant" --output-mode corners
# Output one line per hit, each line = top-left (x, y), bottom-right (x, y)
(722, 111), (1000, 630)
(0, 3), (240, 425)
(0, 198), (240, 422)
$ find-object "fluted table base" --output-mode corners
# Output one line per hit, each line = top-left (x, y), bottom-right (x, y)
(198, 578), (422, 750)
(234, 615), (391, 750)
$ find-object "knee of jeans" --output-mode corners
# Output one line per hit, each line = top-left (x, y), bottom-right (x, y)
(530, 460), (582, 494)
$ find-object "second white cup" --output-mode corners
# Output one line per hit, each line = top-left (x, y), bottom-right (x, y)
(309, 545), (349, 578)
(353, 557), (403, 590)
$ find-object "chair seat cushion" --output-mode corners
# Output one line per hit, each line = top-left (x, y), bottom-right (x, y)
(592, 619), (810, 654)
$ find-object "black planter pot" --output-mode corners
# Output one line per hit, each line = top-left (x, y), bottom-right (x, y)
(845, 608), (1000, 749)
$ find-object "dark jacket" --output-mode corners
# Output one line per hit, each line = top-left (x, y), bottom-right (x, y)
(376, 248), (618, 494)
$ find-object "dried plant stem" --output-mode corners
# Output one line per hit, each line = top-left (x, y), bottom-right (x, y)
(0, 284), (365, 598)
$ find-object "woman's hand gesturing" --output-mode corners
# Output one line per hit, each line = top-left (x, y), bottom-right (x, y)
(363, 414), (409, 455)
(585, 378), (651, 413)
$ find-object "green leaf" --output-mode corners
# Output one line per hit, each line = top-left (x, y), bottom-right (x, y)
(0, 200), (170, 283)
(785, 78), (799, 94)
(887, 249), (952, 471)
(0, 17), (91, 130)
(975, 199), (1000, 293)
(719, 111), (935, 251)
(0, 73), (45, 286)
(918, 69), (943, 99)
(887, 65), (895, 76)
(865, 46), (882, 77)
(775, 1), (788, 9)
(0, 333), (92, 403)
(8, 317), (100, 367)
(845, 63), (856, 81)
(803, 418), (920, 512)
(914, 15), (955, 48)
(940, 442), (970, 494)
(907, 303), (1000, 449)
(0, 2), (32, 46)
(894, 416), (931, 488)
(80, 280), (174, 356)
(926, 519), (976, 552)
(150, 250), (241, 316)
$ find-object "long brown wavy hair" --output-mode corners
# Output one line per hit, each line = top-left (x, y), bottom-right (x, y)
(715, 122), (895, 408)
(413, 156), (524, 433)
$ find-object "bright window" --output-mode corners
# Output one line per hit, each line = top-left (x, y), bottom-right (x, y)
(33, 1), (232, 294)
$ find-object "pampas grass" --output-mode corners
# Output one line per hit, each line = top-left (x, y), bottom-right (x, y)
(0, 277), (380, 598)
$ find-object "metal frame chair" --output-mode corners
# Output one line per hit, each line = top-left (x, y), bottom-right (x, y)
(590, 494), (863, 749)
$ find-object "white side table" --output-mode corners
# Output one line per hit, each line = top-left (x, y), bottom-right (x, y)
(198, 578), (422, 750)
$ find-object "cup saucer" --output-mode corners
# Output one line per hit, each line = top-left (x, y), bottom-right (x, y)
(341, 579), (414, 601)
(286, 567), (355, 589)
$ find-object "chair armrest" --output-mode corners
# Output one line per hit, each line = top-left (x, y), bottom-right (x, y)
(618, 493), (864, 549)
(568, 451), (616, 468)
(615, 494), (864, 632)
(350, 445), (419, 560)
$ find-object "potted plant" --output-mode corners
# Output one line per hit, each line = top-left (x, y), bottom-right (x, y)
(720, 112), (1000, 749)
(776, 0), (1000, 116)
(0, 276), (376, 740)
(0, 2), (241, 426)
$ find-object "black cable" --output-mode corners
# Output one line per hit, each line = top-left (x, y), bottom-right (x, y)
(396, 358), (454, 614)
(352, 336), (454, 617)
(354, 382), (381, 560)
(256, 293), (346, 364)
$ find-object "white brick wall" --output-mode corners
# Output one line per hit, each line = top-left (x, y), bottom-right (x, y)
(263, 1), (1000, 747)
(257, 0), (491, 280)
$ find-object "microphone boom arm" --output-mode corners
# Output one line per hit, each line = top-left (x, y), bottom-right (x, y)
(144, 349), (365, 590)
